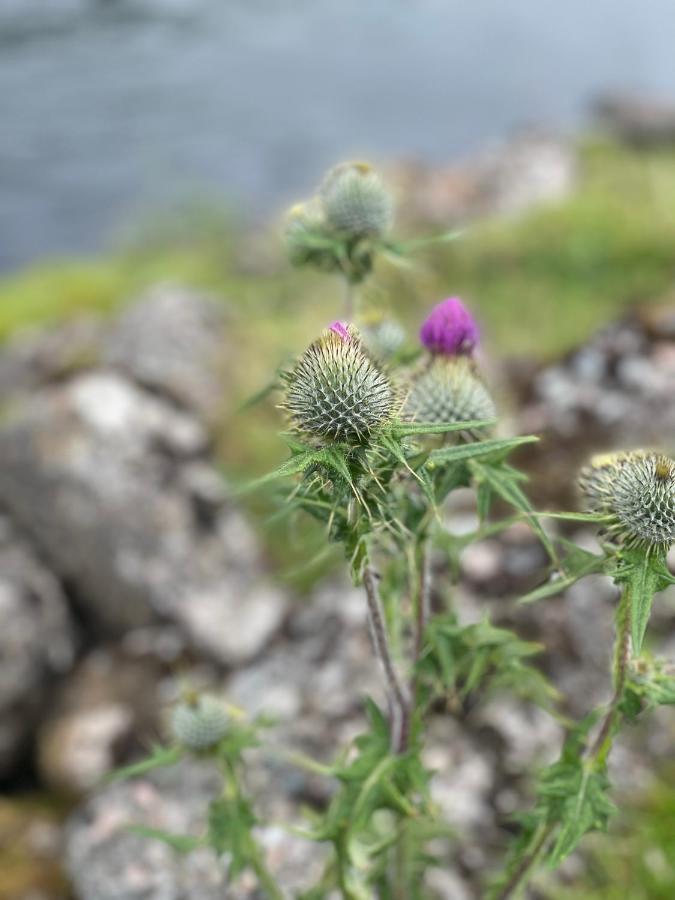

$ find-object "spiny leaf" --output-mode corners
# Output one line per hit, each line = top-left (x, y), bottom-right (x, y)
(614, 549), (672, 654)
(126, 825), (204, 854)
(547, 764), (615, 866)
(471, 460), (557, 564)
(106, 745), (182, 783)
(427, 435), (538, 467)
(389, 418), (496, 438)
(241, 450), (319, 493)
(519, 541), (606, 604)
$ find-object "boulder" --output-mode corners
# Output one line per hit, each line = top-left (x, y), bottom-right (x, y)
(0, 515), (75, 774)
(0, 371), (287, 664)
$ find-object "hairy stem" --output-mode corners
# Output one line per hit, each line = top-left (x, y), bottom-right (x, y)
(363, 564), (411, 753)
(494, 821), (555, 900)
(588, 584), (632, 764)
(414, 538), (432, 664)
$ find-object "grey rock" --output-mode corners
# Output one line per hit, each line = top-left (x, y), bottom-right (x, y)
(103, 284), (229, 422)
(0, 515), (75, 773)
(0, 371), (287, 664)
(66, 760), (228, 900)
(594, 92), (675, 147)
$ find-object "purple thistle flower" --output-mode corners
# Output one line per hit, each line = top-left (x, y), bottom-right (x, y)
(329, 321), (351, 342)
(419, 297), (479, 356)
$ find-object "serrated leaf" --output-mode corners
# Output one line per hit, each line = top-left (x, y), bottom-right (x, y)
(106, 745), (182, 783)
(126, 824), (204, 854)
(471, 460), (557, 564)
(208, 795), (256, 878)
(616, 551), (668, 655)
(547, 765), (615, 866)
(241, 450), (319, 493)
(390, 419), (495, 438)
(519, 541), (605, 604)
(427, 435), (538, 467)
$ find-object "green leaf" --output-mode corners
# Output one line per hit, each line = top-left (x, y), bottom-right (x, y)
(126, 825), (204, 854)
(427, 435), (538, 467)
(106, 745), (182, 783)
(471, 460), (557, 564)
(240, 450), (319, 493)
(614, 549), (671, 655)
(208, 795), (257, 878)
(518, 541), (605, 604)
(547, 764), (615, 866)
(389, 419), (496, 438)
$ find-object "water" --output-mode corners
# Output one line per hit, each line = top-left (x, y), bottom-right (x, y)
(2, 0), (675, 271)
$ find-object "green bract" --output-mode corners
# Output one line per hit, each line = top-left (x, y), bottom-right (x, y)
(404, 356), (496, 429)
(320, 162), (393, 238)
(170, 695), (229, 750)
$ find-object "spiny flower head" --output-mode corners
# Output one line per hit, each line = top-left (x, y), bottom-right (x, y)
(579, 450), (675, 550)
(283, 323), (399, 444)
(420, 297), (479, 356)
(403, 356), (496, 428)
(320, 162), (393, 239)
(170, 693), (230, 751)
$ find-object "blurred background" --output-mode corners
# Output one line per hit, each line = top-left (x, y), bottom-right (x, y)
(1, 2), (674, 898)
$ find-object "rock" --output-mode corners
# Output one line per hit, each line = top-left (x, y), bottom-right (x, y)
(389, 132), (576, 227)
(65, 758), (326, 900)
(66, 760), (228, 900)
(0, 371), (287, 664)
(0, 316), (102, 399)
(0, 515), (75, 774)
(103, 285), (230, 423)
(593, 92), (675, 147)
(515, 311), (675, 506)
(37, 648), (164, 794)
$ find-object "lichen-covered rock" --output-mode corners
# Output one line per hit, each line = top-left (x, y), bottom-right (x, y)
(0, 515), (75, 774)
(0, 371), (287, 664)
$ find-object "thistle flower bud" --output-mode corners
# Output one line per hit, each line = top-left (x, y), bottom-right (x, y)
(420, 297), (479, 356)
(404, 356), (496, 427)
(283, 324), (398, 444)
(284, 201), (338, 272)
(359, 315), (406, 361)
(170, 694), (229, 751)
(320, 162), (393, 239)
(580, 450), (675, 550)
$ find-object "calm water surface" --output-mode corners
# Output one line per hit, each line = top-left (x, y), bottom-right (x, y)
(2, 0), (675, 270)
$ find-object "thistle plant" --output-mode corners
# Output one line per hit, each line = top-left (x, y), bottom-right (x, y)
(113, 162), (675, 899)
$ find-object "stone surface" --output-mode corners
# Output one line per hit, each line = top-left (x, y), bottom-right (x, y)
(0, 371), (287, 663)
(103, 284), (230, 423)
(390, 132), (576, 227)
(0, 515), (75, 774)
(593, 92), (675, 147)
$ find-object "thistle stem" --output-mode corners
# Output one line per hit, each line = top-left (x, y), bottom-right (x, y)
(588, 584), (632, 765)
(414, 538), (432, 663)
(343, 277), (355, 320)
(363, 564), (411, 753)
(494, 821), (555, 900)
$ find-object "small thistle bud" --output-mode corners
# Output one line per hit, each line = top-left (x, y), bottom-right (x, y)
(284, 201), (338, 272)
(580, 450), (675, 550)
(320, 162), (393, 238)
(359, 315), (406, 361)
(420, 297), (479, 356)
(404, 356), (496, 428)
(283, 324), (398, 444)
(170, 694), (229, 751)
